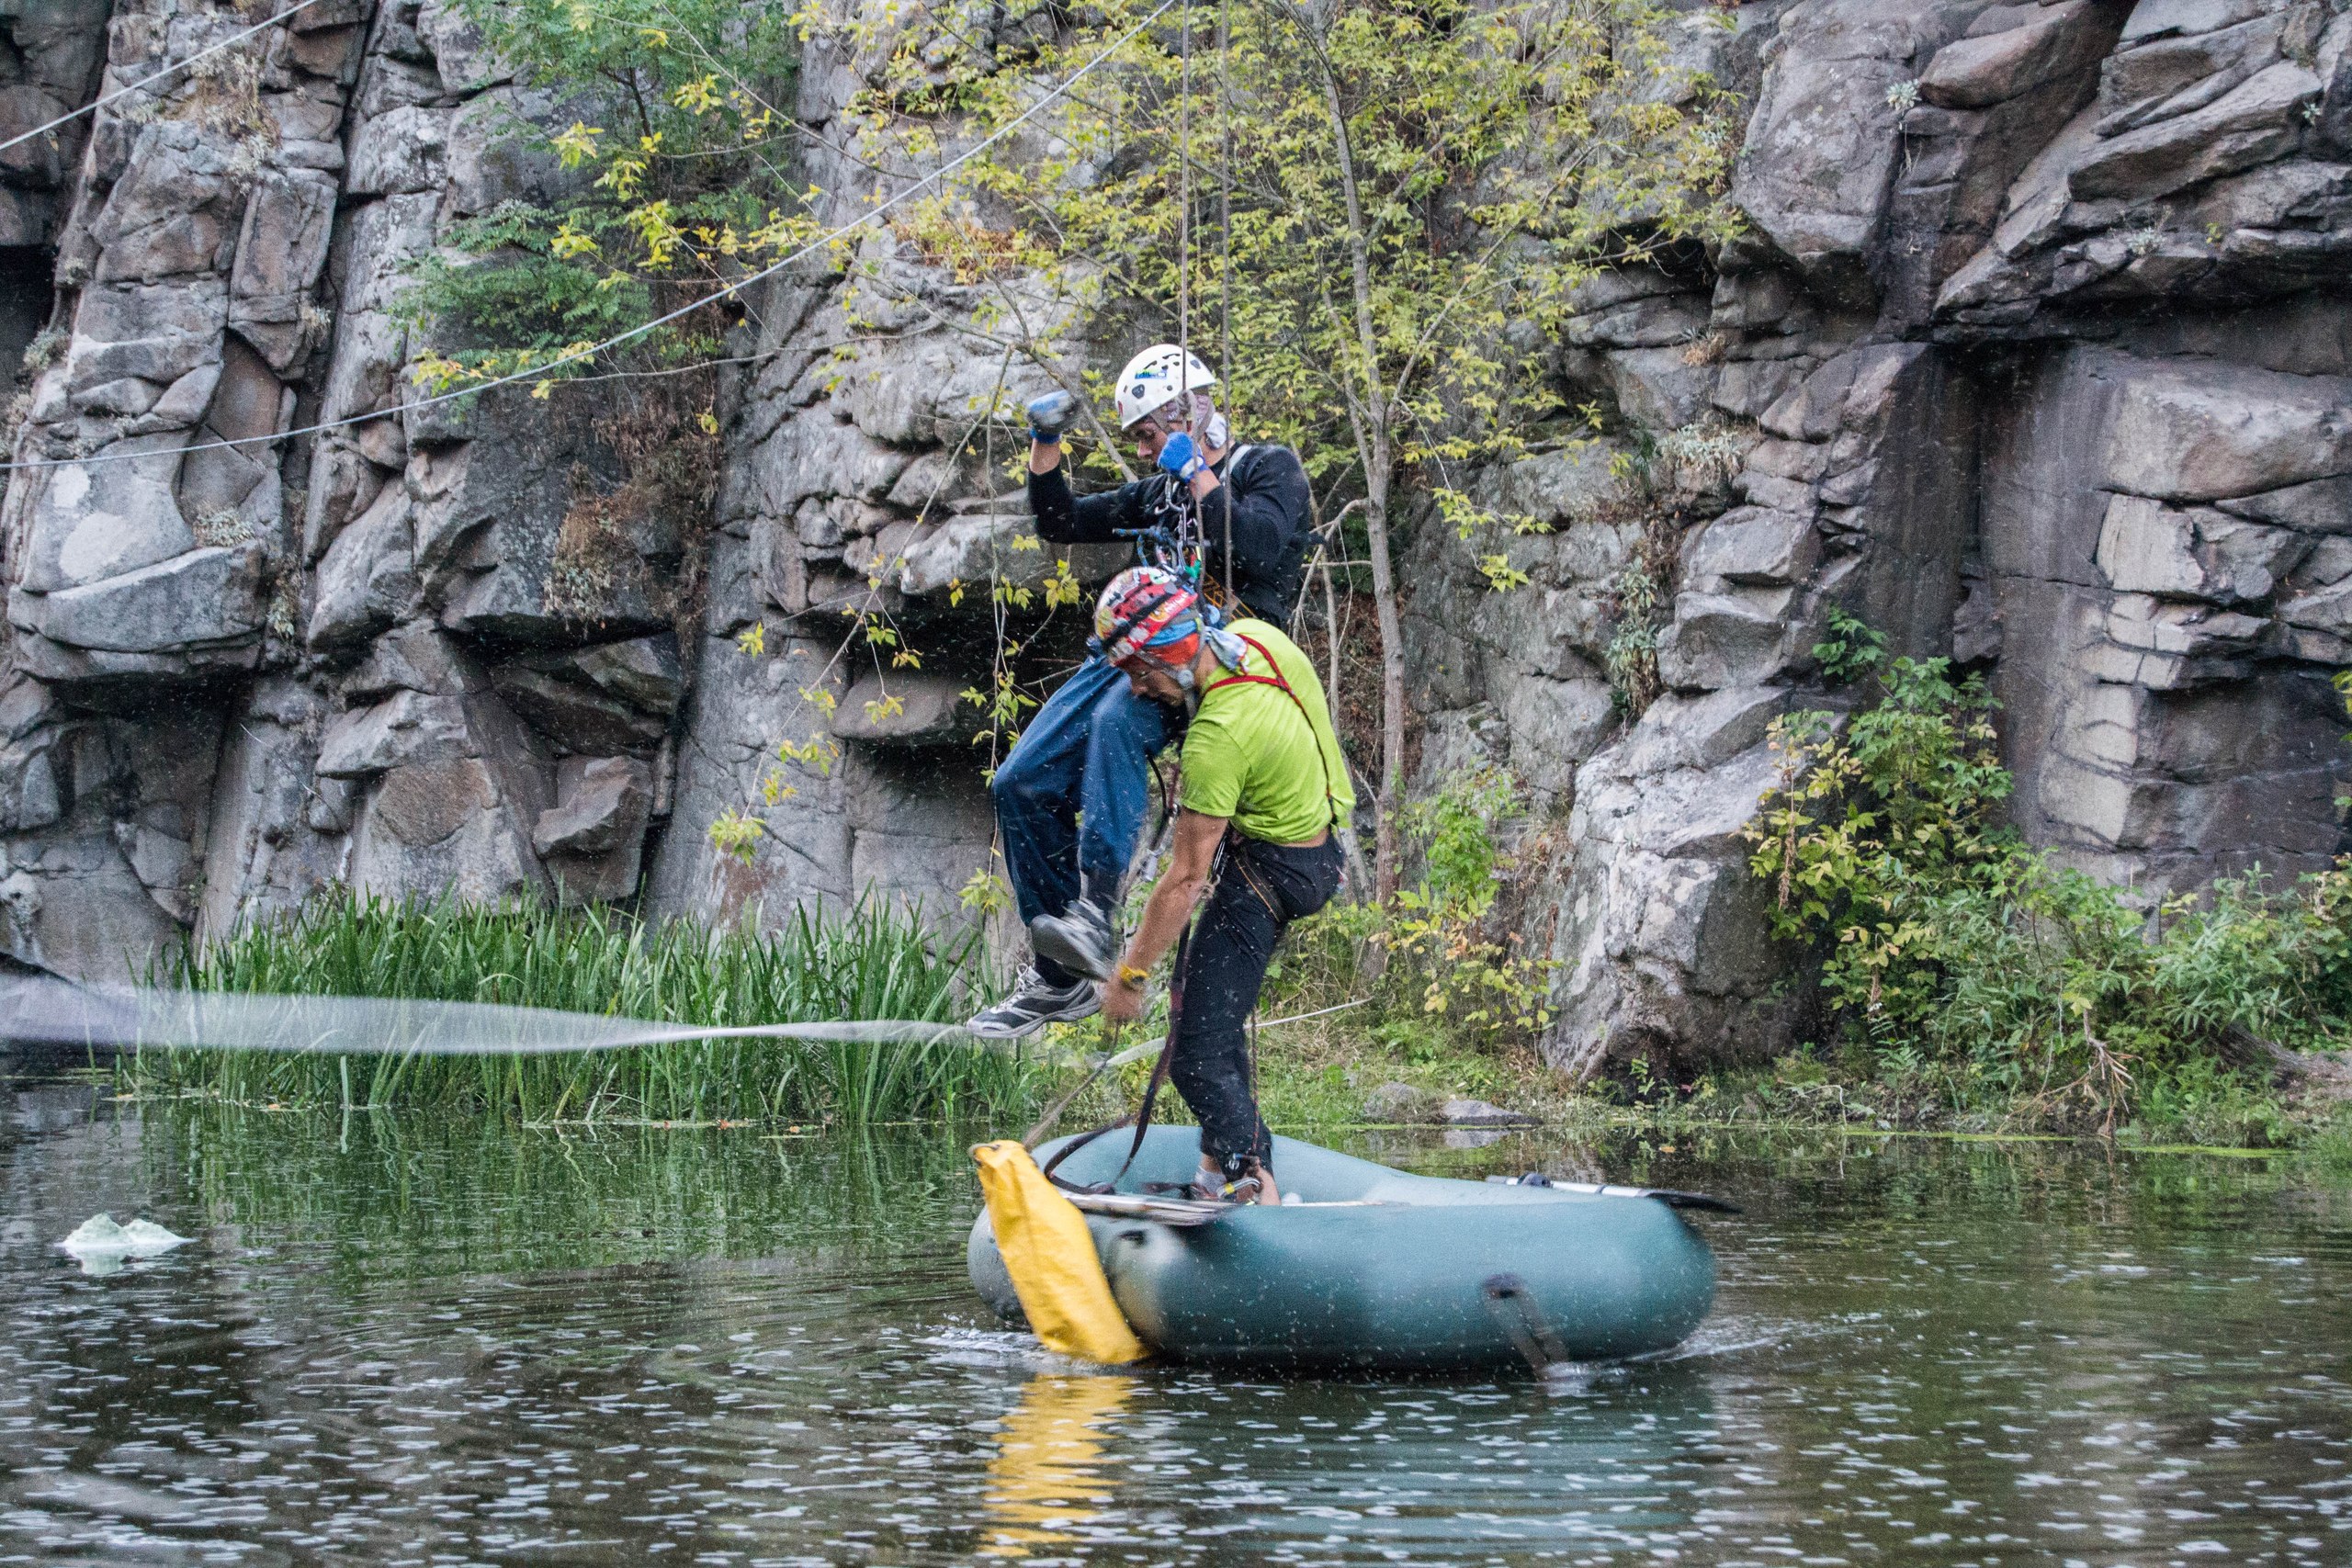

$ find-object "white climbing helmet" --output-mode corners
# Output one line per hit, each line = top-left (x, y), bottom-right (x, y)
(1114, 344), (1219, 430)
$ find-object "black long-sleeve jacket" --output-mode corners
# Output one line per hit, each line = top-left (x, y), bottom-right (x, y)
(1028, 444), (1314, 625)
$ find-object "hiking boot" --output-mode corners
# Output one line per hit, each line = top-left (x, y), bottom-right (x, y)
(967, 965), (1101, 1040)
(1187, 1159), (1278, 1205)
(1030, 898), (1120, 983)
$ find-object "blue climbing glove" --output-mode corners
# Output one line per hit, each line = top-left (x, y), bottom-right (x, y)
(1027, 389), (1079, 445)
(1157, 430), (1205, 482)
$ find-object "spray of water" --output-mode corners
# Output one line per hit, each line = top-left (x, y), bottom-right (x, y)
(0, 977), (981, 1058)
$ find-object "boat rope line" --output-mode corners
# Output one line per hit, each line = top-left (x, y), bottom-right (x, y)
(0, 0), (329, 161)
(0, 975), (1369, 1061)
(0, 0), (1178, 474)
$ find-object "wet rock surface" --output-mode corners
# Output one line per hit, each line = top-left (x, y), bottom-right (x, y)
(1361, 1081), (1439, 1124)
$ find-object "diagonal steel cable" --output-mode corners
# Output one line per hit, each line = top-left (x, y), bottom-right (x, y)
(0, 0), (329, 159)
(0, 0), (1177, 473)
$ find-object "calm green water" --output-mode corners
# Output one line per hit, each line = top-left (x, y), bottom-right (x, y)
(2, 1070), (2347, 1566)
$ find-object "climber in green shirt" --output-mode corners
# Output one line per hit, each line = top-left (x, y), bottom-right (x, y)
(1091, 566), (1354, 1203)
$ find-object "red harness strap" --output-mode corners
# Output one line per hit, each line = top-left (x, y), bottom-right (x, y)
(1200, 632), (1339, 832)
(1203, 634), (1303, 699)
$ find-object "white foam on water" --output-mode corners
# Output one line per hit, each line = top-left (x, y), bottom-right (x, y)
(1643, 1312), (1862, 1363)
(920, 1326), (1093, 1372)
(1540, 1360), (1627, 1395)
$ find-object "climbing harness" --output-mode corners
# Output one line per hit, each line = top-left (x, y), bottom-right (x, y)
(1115, 449), (1256, 615)
(1200, 632), (1343, 839)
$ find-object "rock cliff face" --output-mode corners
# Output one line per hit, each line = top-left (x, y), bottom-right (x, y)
(3, 0), (2348, 1089)
(1408, 0), (2352, 1077)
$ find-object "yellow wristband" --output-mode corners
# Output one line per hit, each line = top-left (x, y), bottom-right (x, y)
(1116, 964), (1150, 987)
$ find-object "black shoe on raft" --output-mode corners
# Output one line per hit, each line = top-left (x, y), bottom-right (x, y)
(967, 965), (1101, 1040)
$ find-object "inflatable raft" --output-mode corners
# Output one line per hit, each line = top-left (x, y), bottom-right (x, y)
(968, 1126), (1718, 1372)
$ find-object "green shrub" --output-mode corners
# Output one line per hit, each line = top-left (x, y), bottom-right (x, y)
(1265, 766), (1555, 1046)
(1747, 615), (2352, 1134)
(1401, 766), (1521, 915)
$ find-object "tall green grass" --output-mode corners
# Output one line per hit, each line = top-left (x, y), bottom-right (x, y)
(125, 893), (1035, 1125)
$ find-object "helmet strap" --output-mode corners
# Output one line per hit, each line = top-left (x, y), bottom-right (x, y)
(1113, 648), (1202, 708)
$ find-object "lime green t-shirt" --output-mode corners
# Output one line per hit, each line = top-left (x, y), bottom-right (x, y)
(1179, 620), (1357, 843)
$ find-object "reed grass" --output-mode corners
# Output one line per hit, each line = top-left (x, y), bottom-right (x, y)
(124, 893), (1036, 1125)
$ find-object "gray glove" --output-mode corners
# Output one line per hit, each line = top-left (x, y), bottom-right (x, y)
(1026, 389), (1080, 445)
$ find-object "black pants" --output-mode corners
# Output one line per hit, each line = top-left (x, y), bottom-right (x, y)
(1170, 834), (1344, 1174)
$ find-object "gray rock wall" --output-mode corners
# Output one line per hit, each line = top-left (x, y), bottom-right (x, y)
(1408, 0), (2352, 1079)
(640, 25), (1123, 931)
(2, 0), (2347, 1093)
(0, 0), (695, 974)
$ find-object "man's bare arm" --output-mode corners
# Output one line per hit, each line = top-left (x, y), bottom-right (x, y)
(1099, 809), (1227, 1023)
(1123, 808), (1227, 975)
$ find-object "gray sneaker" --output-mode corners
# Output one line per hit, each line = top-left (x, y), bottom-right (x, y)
(967, 965), (1101, 1040)
(1030, 898), (1119, 983)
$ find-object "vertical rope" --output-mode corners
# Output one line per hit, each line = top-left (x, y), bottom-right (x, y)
(1218, 0), (1236, 612)
(1175, 0), (1204, 592)
(1177, 1), (1192, 362)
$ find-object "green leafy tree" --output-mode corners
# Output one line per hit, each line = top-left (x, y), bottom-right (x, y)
(829, 0), (1739, 893)
(398, 0), (1738, 893)
(407, 0), (808, 388)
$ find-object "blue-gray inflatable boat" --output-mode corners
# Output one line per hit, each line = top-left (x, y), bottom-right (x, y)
(968, 1126), (1718, 1372)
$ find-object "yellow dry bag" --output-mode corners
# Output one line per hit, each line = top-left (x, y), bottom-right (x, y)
(971, 1140), (1148, 1364)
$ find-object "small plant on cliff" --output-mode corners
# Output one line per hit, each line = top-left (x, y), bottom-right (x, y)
(1603, 565), (1664, 715)
(17, 325), (63, 376)
(2337, 670), (2352, 810)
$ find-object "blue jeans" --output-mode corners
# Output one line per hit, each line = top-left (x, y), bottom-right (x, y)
(990, 655), (1170, 983)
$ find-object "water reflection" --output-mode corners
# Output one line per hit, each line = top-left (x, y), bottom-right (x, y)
(0, 1072), (2346, 1564)
(982, 1375), (1136, 1556)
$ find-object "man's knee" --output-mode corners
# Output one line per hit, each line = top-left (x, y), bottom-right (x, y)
(990, 743), (1050, 809)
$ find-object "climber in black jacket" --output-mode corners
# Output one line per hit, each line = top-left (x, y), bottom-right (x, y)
(967, 344), (1316, 1039)
(1027, 435), (1311, 625)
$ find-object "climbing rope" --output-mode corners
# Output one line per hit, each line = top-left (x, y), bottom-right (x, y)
(1218, 0), (1237, 610)
(0, 0), (1180, 473)
(1177, 0), (1193, 367)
